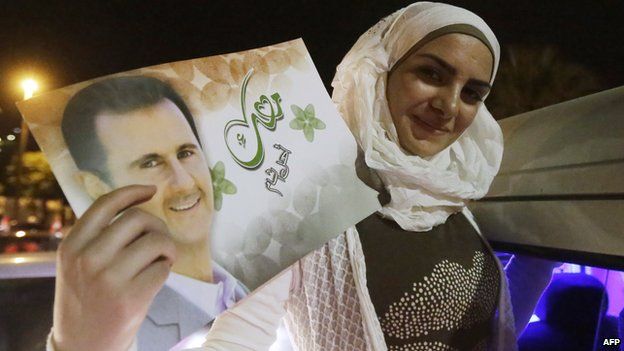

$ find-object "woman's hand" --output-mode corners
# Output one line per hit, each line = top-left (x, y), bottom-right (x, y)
(197, 268), (294, 351)
(52, 185), (177, 351)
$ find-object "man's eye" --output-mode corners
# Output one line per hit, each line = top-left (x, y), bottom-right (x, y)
(140, 159), (160, 169)
(178, 150), (195, 159)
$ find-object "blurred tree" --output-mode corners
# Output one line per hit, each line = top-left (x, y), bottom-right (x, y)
(487, 45), (604, 120)
(4, 151), (64, 199)
(0, 137), (19, 195)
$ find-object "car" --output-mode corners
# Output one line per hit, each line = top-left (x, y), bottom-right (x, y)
(0, 251), (56, 351)
(0, 223), (63, 254)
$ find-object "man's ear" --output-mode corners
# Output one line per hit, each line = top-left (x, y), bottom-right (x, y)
(74, 171), (113, 200)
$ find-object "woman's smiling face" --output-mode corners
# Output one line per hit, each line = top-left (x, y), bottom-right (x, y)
(386, 33), (494, 157)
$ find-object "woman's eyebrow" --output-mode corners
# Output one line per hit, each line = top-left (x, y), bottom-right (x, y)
(416, 53), (457, 75)
(467, 79), (492, 91)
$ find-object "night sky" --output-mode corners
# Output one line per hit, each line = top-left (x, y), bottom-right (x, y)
(1, 0), (623, 139)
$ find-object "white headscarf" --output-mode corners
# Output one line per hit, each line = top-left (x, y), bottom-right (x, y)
(332, 1), (503, 231)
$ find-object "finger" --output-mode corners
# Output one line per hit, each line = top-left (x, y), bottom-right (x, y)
(108, 230), (177, 282)
(64, 185), (157, 253)
(82, 208), (170, 270)
(130, 259), (172, 302)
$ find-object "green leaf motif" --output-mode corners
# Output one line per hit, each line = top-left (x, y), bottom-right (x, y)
(211, 161), (225, 181)
(304, 104), (315, 119)
(311, 118), (326, 130)
(289, 103), (325, 142)
(303, 125), (314, 142)
(221, 179), (237, 195)
(214, 191), (223, 211)
(289, 119), (305, 130)
(290, 105), (305, 119)
(210, 161), (237, 211)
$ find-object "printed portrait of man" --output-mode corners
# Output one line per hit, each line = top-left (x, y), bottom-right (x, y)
(60, 75), (247, 350)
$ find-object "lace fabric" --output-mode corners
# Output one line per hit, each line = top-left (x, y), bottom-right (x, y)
(285, 232), (371, 351)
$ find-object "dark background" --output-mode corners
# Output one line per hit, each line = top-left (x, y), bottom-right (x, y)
(1, 0), (623, 138)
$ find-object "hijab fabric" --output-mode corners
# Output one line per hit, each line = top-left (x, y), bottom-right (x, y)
(332, 1), (503, 231)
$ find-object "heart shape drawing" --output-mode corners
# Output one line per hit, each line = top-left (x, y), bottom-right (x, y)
(224, 69), (284, 170)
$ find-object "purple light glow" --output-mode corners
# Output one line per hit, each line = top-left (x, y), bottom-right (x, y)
(556, 264), (624, 317)
(585, 267), (624, 317)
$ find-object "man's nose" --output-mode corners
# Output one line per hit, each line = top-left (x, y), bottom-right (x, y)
(169, 160), (195, 191)
(431, 85), (460, 119)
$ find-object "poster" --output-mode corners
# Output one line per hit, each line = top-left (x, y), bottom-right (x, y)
(17, 39), (380, 291)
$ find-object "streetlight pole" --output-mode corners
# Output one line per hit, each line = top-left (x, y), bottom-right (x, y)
(14, 79), (38, 223)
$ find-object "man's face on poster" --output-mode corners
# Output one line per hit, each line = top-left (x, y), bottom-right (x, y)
(92, 98), (214, 245)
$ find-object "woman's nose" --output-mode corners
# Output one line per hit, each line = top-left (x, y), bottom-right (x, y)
(431, 85), (461, 119)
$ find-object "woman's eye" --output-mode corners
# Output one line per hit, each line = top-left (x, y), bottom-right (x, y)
(140, 159), (160, 169)
(417, 67), (442, 82)
(462, 88), (483, 104)
(178, 150), (195, 159)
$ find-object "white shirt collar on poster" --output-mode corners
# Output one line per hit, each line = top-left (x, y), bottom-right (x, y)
(165, 261), (243, 318)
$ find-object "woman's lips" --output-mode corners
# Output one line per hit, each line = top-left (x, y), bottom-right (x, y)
(409, 115), (450, 135)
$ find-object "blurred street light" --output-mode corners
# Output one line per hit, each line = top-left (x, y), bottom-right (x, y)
(21, 79), (38, 100)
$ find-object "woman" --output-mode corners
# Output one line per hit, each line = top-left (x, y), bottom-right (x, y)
(280, 2), (553, 351)
(200, 2), (553, 351)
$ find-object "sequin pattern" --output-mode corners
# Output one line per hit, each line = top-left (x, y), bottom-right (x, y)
(381, 251), (498, 350)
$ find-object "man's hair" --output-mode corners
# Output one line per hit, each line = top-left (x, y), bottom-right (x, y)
(61, 75), (201, 184)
